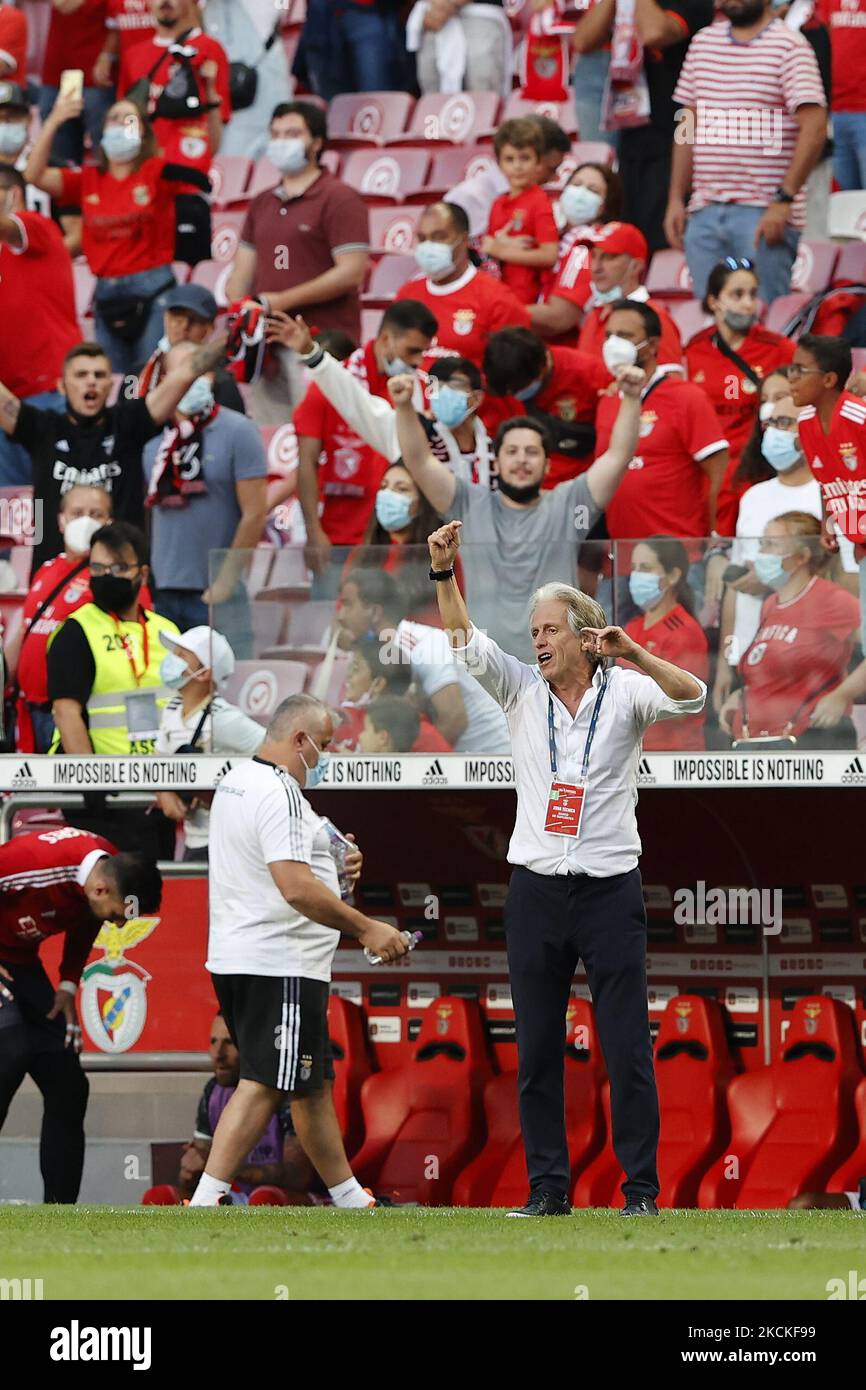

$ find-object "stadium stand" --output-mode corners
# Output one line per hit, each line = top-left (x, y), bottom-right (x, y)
(327, 995), (375, 1160)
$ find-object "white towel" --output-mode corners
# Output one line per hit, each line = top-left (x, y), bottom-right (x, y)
(406, 1), (468, 93)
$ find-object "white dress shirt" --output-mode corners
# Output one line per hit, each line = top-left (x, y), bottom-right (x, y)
(453, 626), (707, 877)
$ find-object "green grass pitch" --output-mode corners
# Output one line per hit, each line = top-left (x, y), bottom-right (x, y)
(0, 1207), (861, 1300)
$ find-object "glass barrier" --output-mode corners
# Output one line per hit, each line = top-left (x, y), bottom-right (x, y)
(203, 535), (865, 757)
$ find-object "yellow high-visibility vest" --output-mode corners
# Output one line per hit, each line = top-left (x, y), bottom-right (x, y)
(48, 603), (180, 755)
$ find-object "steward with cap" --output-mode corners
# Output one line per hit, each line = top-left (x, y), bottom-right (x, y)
(46, 521), (180, 756)
(154, 626), (265, 863)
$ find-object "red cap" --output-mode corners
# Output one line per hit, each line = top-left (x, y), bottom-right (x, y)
(590, 221), (648, 262)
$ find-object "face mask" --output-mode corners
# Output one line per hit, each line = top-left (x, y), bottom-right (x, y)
(301, 733), (330, 788)
(384, 355), (414, 378)
(560, 184), (603, 227)
(375, 487), (414, 532)
(101, 126), (142, 162)
(0, 122), (26, 156)
(723, 309), (756, 333)
(177, 376), (214, 418)
(629, 571), (663, 610)
(268, 137), (308, 175)
(63, 515), (102, 555)
(90, 574), (139, 613)
(514, 379), (542, 402)
(754, 552), (788, 589)
(160, 653), (194, 689)
(497, 477), (542, 504)
(415, 240), (455, 280)
(432, 384), (471, 430)
(602, 335), (639, 372)
(591, 282), (624, 306)
(761, 426), (802, 472)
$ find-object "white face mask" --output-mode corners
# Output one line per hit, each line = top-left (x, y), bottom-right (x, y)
(63, 515), (102, 555)
(268, 136), (308, 175)
(602, 335), (640, 372)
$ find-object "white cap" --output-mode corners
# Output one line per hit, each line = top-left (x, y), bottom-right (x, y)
(160, 626), (235, 684)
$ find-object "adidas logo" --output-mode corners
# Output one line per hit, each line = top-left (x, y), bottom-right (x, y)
(422, 758), (448, 787)
(12, 761), (38, 788)
(214, 759), (233, 782)
(636, 756), (656, 785)
(842, 756), (866, 785)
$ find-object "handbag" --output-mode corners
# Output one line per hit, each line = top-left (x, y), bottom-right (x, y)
(228, 16), (284, 112)
(95, 277), (175, 342)
(126, 29), (202, 117)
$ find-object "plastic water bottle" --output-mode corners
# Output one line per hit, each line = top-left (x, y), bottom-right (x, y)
(321, 818), (355, 901)
(364, 930), (424, 966)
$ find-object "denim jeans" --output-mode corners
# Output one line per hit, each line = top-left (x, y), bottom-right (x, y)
(154, 584), (254, 661)
(573, 47), (619, 152)
(684, 202), (800, 305)
(303, 0), (407, 98)
(93, 265), (176, 376)
(0, 390), (65, 488)
(28, 706), (57, 755)
(38, 84), (113, 166)
(833, 112), (866, 192)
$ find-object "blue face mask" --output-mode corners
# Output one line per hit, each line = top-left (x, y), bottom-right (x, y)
(754, 552), (788, 588)
(268, 136), (308, 175)
(177, 376), (214, 418)
(160, 653), (194, 689)
(629, 571), (663, 610)
(560, 184), (603, 227)
(0, 122), (27, 156)
(375, 487), (414, 532)
(384, 356), (414, 378)
(432, 384), (471, 430)
(761, 426), (801, 472)
(101, 126), (142, 162)
(591, 282), (624, 306)
(301, 733), (330, 788)
(415, 240), (455, 280)
(514, 379), (542, 402)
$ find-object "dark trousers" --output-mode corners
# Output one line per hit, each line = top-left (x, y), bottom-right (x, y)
(0, 961), (89, 1203)
(505, 865), (660, 1201)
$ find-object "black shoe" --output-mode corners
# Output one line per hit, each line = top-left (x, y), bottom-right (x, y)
(506, 1191), (571, 1217)
(620, 1196), (659, 1217)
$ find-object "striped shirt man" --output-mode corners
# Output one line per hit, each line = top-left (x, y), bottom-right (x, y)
(673, 17), (826, 228)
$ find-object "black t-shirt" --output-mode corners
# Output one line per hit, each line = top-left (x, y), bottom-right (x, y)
(46, 617), (97, 710)
(620, 0), (715, 157)
(12, 397), (160, 571)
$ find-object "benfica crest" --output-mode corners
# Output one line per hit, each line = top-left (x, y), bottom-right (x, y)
(80, 917), (159, 1053)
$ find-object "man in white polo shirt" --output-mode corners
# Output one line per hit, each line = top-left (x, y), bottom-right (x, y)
(189, 692), (407, 1208)
(426, 521), (706, 1217)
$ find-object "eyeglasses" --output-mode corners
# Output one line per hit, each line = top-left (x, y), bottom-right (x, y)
(765, 415), (797, 430)
(786, 364), (822, 381)
(722, 257), (754, 271)
(89, 562), (141, 578)
(428, 380), (472, 398)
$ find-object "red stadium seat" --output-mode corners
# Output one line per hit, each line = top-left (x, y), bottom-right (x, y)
(259, 600), (338, 662)
(547, 143), (618, 193)
(368, 205), (423, 256)
(189, 259), (232, 307)
(341, 149), (431, 205)
(209, 155), (251, 209)
(362, 254), (416, 308)
(328, 92), (415, 148)
(827, 1076), (866, 1195)
(834, 240), (866, 285)
(328, 996), (374, 1159)
(253, 544), (312, 604)
(244, 152), (341, 207)
(654, 995), (736, 1208)
(361, 308), (383, 341)
(502, 92), (578, 136)
(352, 996), (494, 1203)
(259, 423), (299, 481)
(572, 1082), (622, 1207)
(210, 211), (246, 264)
(453, 1000), (606, 1207)
(764, 291), (811, 334)
(698, 996), (863, 1210)
(417, 145), (500, 202)
(221, 659), (309, 724)
(397, 92), (502, 147)
(669, 299), (712, 343)
(790, 239), (839, 295)
(646, 249), (693, 299)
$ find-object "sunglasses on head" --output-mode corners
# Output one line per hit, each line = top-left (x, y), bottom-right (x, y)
(722, 257), (754, 271)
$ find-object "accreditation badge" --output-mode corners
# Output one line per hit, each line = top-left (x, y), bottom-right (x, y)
(544, 779), (586, 838)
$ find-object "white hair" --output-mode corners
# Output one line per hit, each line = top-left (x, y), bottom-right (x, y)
(266, 693), (329, 740)
(529, 583), (606, 636)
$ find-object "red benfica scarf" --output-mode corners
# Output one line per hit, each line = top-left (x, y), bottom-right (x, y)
(146, 403), (219, 509)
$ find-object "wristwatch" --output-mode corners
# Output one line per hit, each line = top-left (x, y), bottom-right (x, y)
(773, 187), (794, 205)
(429, 567), (455, 581)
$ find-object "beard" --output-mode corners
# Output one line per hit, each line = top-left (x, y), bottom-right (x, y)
(497, 477), (543, 504)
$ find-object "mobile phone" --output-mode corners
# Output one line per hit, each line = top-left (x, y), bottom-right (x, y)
(59, 70), (84, 101)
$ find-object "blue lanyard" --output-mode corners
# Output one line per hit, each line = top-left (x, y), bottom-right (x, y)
(548, 675), (608, 781)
